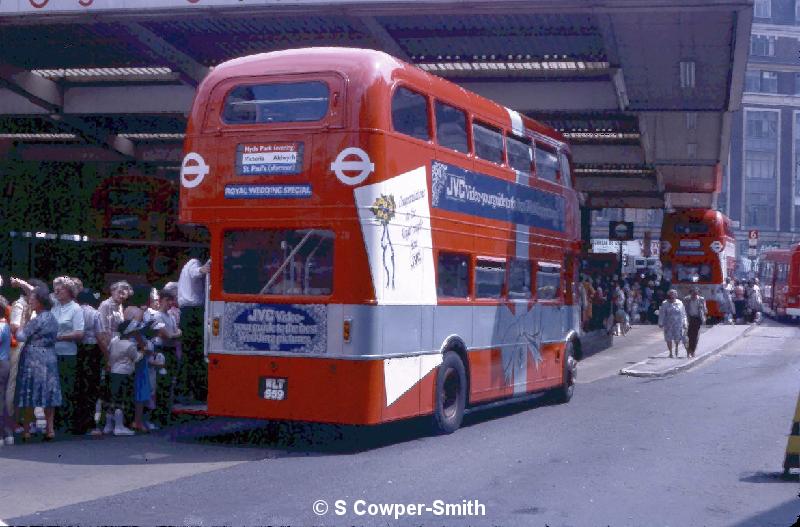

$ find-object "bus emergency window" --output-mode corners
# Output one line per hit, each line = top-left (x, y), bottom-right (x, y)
(223, 82), (329, 124)
(507, 135), (532, 177)
(222, 229), (334, 296)
(435, 101), (468, 153)
(508, 259), (532, 299)
(675, 264), (711, 283)
(534, 144), (559, 182)
(536, 263), (561, 300)
(392, 87), (430, 141)
(674, 222), (709, 235)
(473, 122), (504, 165)
(476, 258), (506, 299)
(437, 252), (469, 298)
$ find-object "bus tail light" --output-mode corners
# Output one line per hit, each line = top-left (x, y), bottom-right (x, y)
(212, 317), (220, 336)
(343, 318), (352, 343)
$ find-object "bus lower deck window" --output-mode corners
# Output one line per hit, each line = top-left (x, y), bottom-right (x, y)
(476, 258), (506, 299)
(437, 252), (469, 298)
(536, 263), (561, 300)
(508, 259), (532, 299)
(222, 229), (334, 296)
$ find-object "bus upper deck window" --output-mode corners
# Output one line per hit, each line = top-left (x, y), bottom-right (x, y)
(435, 101), (468, 153)
(674, 222), (709, 235)
(392, 87), (430, 141)
(473, 122), (504, 165)
(223, 81), (329, 124)
(559, 151), (573, 189)
(506, 134), (532, 178)
(534, 144), (559, 183)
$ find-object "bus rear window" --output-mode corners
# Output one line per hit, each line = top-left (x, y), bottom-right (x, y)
(674, 222), (709, 235)
(223, 229), (334, 296)
(675, 264), (712, 283)
(223, 82), (329, 124)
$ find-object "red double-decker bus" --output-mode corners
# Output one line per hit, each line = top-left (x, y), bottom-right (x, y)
(759, 245), (800, 320)
(660, 209), (736, 318)
(179, 47), (582, 433)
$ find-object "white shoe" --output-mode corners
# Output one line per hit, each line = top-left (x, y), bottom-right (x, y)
(4, 436), (13, 446)
(103, 411), (115, 435)
(113, 409), (135, 436)
(144, 421), (160, 431)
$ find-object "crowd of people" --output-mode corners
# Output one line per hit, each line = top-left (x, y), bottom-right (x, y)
(577, 270), (764, 358)
(0, 253), (210, 445)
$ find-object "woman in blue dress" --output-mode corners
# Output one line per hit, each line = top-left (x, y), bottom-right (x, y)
(15, 285), (61, 441)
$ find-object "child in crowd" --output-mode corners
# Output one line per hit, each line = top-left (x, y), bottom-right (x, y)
(104, 307), (152, 436)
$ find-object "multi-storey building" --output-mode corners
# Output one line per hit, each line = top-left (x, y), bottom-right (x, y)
(723, 0), (800, 253)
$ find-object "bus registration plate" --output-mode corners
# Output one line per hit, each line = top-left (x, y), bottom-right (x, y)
(259, 377), (288, 401)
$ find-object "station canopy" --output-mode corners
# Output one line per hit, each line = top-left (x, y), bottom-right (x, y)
(0, 0), (751, 210)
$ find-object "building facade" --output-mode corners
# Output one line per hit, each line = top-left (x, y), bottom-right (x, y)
(723, 0), (800, 252)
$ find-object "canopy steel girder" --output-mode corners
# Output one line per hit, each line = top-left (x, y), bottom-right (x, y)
(0, 63), (135, 158)
(0, 0), (752, 209)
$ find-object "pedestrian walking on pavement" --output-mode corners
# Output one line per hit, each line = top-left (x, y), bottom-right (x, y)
(658, 289), (687, 359)
(683, 287), (707, 358)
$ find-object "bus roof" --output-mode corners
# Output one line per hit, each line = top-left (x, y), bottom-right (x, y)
(194, 47), (567, 145)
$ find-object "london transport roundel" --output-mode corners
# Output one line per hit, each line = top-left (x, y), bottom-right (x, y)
(330, 147), (374, 186)
(180, 152), (210, 189)
(709, 240), (723, 253)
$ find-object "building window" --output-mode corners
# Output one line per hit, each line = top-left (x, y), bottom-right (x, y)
(744, 70), (779, 93)
(745, 151), (777, 179)
(794, 113), (800, 230)
(750, 35), (775, 57)
(744, 110), (779, 230)
(746, 110), (778, 139)
(745, 71), (760, 93)
(761, 71), (778, 93)
(747, 204), (774, 228)
(754, 0), (771, 18)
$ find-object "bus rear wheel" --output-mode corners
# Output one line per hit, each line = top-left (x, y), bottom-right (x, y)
(549, 341), (577, 404)
(432, 351), (466, 434)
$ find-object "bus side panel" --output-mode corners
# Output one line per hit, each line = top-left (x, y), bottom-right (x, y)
(467, 348), (514, 404)
(207, 354), (384, 424)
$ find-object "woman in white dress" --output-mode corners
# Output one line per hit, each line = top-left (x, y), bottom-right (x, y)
(658, 289), (687, 358)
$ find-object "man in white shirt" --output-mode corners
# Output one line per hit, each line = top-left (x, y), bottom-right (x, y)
(177, 253), (210, 403)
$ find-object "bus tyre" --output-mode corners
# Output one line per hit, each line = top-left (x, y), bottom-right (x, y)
(432, 351), (467, 434)
(549, 341), (577, 404)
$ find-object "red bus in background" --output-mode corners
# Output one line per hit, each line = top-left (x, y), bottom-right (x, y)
(92, 174), (207, 288)
(179, 47), (582, 433)
(759, 245), (800, 320)
(660, 209), (736, 318)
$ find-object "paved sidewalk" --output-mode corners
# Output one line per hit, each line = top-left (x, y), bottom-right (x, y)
(620, 322), (756, 377)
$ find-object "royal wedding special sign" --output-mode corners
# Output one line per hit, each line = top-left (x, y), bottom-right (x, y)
(222, 303), (326, 354)
(430, 161), (565, 232)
